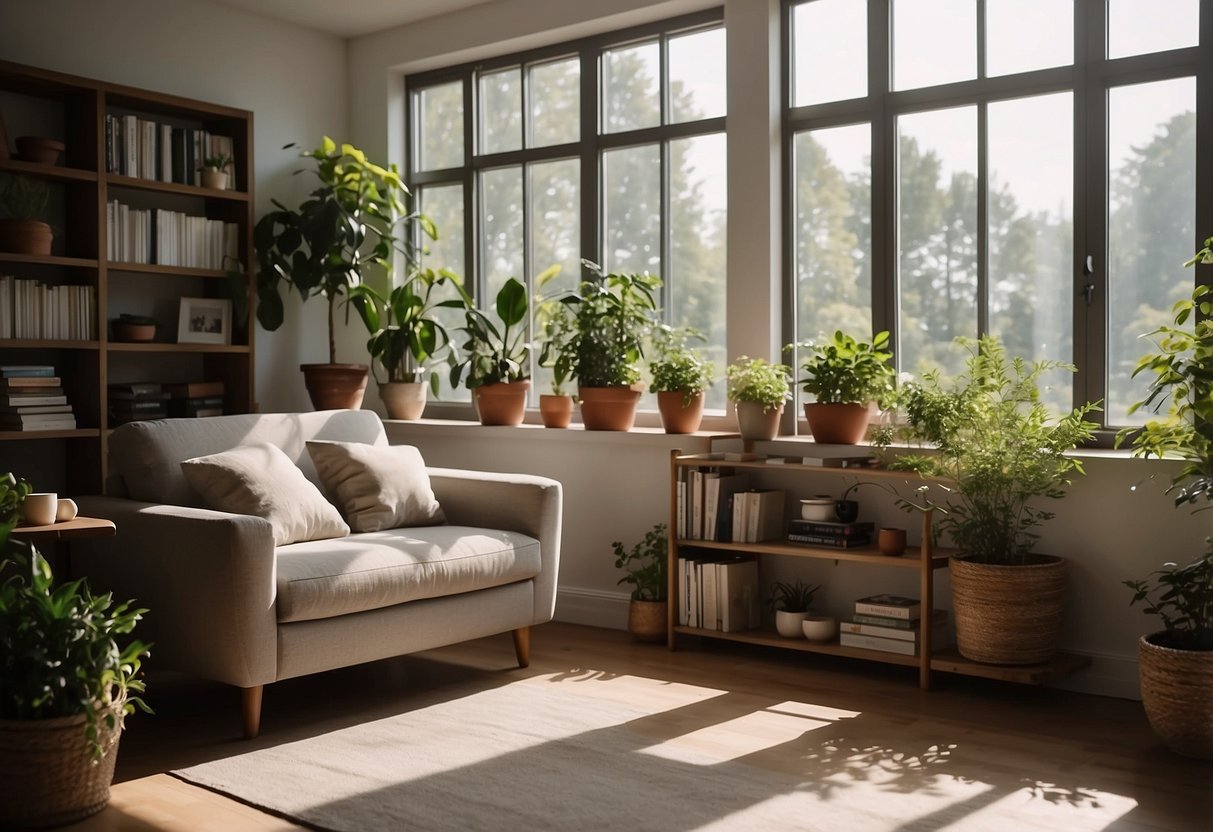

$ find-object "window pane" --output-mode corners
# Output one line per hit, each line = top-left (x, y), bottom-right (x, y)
(986, 0), (1073, 76)
(479, 68), (521, 155)
(528, 58), (580, 147)
(1106, 77), (1196, 424)
(416, 82), (463, 171)
(669, 134), (728, 410)
(793, 124), (872, 355)
(987, 92), (1074, 413)
(1108, 0), (1199, 59)
(603, 41), (660, 133)
(418, 184), (468, 401)
(892, 0), (977, 91)
(792, 0), (867, 106)
(602, 144), (661, 276)
(897, 106), (978, 378)
(530, 158), (581, 395)
(480, 166), (524, 303)
(669, 27), (726, 122)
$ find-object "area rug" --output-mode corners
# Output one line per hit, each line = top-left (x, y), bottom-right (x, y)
(173, 671), (1133, 831)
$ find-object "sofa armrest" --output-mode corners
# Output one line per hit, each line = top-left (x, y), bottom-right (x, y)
(427, 468), (562, 624)
(72, 495), (278, 688)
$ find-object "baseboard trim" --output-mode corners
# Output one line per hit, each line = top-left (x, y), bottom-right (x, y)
(1047, 649), (1141, 701)
(555, 586), (630, 630)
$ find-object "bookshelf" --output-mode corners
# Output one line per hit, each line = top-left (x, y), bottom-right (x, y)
(0, 59), (254, 495)
(668, 451), (1090, 689)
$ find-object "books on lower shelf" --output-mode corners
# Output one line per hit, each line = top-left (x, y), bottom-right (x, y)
(841, 612), (948, 642)
(108, 382), (168, 425)
(854, 594), (921, 620)
(106, 201), (239, 270)
(678, 554), (761, 632)
(0, 275), (97, 341)
(166, 380), (226, 418)
(0, 367), (76, 431)
(839, 632), (921, 656)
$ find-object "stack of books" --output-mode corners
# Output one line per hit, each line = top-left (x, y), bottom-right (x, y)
(108, 382), (169, 425)
(787, 519), (874, 548)
(839, 594), (949, 656)
(166, 381), (225, 418)
(0, 366), (76, 431)
(676, 554), (761, 632)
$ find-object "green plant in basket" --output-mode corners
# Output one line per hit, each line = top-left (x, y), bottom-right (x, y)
(612, 523), (668, 602)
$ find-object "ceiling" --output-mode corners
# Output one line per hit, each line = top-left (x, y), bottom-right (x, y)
(211, 0), (500, 38)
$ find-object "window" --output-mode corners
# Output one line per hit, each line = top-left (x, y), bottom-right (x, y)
(786, 0), (1209, 431)
(407, 11), (727, 409)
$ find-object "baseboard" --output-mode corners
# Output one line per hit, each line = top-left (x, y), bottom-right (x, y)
(554, 586), (630, 630)
(1048, 649), (1141, 701)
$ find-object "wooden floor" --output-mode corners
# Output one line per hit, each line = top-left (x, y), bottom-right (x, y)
(63, 622), (1211, 831)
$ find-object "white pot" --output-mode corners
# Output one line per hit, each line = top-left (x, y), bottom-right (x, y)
(380, 381), (427, 420)
(800, 497), (834, 521)
(802, 614), (837, 643)
(201, 169), (229, 190)
(775, 609), (808, 638)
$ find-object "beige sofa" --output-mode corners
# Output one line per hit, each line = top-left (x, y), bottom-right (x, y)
(75, 410), (562, 738)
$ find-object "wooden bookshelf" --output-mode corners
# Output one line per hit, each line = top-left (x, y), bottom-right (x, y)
(0, 59), (255, 495)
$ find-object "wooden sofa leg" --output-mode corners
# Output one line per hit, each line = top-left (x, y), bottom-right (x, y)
(241, 685), (263, 739)
(512, 627), (531, 668)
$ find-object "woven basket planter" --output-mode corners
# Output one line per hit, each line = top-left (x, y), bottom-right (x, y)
(627, 599), (668, 643)
(1139, 633), (1213, 760)
(950, 554), (1067, 665)
(0, 708), (122, 828)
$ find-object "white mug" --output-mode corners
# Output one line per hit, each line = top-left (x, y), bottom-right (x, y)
(56, 497), (78, 522)
(22, 492), (57, 526)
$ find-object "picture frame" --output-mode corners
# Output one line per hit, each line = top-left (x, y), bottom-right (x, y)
(177, 297), (231, 345)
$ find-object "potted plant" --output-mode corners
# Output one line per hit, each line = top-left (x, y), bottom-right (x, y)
(612, 523), (669, 642)
(0, 474), (151, 827)
(535, 268), (578, 428)
(726, 356), (792, 442)
(350, 267), (469, 420)
(791, 329), (895, 444)
(1116, 239), (1213, 759)
(650, 325), (714, 434)
(254, 138), (432, 410)
(449, 276), (533, 426)
(199, 152), (234, 191)
(565, 261), (661, 431)
(0, 174), (52, 256)
(764, 578), (821, 638)
(876, 336), (1099, 665)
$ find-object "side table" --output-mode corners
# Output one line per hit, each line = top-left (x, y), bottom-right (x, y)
(10, 517), (116, 577)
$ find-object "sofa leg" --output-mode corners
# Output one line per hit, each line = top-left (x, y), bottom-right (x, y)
(242, 685), (263, 739)
(512, 627), (531, 668)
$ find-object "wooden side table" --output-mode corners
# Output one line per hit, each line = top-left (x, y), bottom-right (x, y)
(11, 517), (116, 577)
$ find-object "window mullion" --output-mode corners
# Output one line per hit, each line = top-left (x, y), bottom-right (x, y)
(869, 0), (895, 353)
(581, 45), (599, 278)
(976, 101), (989, 338)
(463, 73), (479, 306)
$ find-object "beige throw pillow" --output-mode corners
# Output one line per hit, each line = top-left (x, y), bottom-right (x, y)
(306, 441), (445, 532)
(181, 443), (350, 546)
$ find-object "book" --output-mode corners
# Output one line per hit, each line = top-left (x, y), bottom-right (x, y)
(788, 533), (872, 548)
(851, 610), (948, 629)
(788, 519), (875, 537)
(107, 382), (163, 398)
(0, 404), (73, 415)
(744, 489), (785, 543)
(0, 365), (55, 377)
(706, 473), (747, 542)
(800, 454), (878, 468)
(168, 395), (225, 417)
(854, 594), (921, 620)
(841, 615), (949, 642)
(0, 394), (68, 407)
(165, 381), (225, 398)
(0, 419), (77, 432)
(717, 557), (761, 632)
(0, 376), (62, 388)
(839, 632), (918, 656)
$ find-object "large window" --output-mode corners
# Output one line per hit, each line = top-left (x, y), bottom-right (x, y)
(407, 11), (727, 409)
(786, 0), (1209, 430)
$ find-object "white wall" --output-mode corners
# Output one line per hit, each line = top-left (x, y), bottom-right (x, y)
(0, 0), (348, 412)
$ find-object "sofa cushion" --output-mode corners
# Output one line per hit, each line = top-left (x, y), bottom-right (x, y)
(274, 525), (542, 623)
(181, 443), (350, 546)
(306, 440), (445, 532)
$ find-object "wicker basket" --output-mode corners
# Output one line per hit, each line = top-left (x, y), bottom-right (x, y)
(950, 554), (1067, 665)
(628, 599), (668, 643)
(1139, 634), (1213, 760)
(0, 708), (122, 828)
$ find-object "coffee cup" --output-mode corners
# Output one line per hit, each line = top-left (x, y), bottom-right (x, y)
(56, 497), (78, 522)
(22, 492), (57, 526)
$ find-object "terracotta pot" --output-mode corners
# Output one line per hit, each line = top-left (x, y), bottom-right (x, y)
(473, 380), (531, 426)
(657, 390), (705, 434)
(1138, 633), (1213, 760)
(878, 527), (907, 557)
(735, 401), (782, 442)
(300, 363), (369, 410)
(804, 401), (870, 444)
(15, 136), (65, 165)
(627, 599), (668, 642)
(111, 321), (156, 342)
(0, 219), (53, 256)
(539, 394), (574, 428)
(380, 381), (426, 420)
(950, 553), (1067, 665)
(579, 386), (642, 431)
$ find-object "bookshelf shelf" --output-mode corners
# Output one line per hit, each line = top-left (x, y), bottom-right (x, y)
(682, 537), (952, 569)
(0, 253), (100, 268)
(0, 158), (98, 182)
(0, 429), (101, 442)
(106, 262), (230, 279)
(105, 342), (249, 354)
(0, 339), (99, 350)
(106, 174), (250, 202)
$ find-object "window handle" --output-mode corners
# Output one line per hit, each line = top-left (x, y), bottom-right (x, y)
(1083, 282), (1096, 306)
(1084, 255), (1094, 275)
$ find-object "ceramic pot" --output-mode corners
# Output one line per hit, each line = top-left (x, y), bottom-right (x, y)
(539, 394), (574, 428)
(1138, 632), (1213, 760)
(878, 527), (907, 557)
(380, 381), (427, 420)
(657, 390), (705, 434)
(775, 609), (808, 638)
(736, 401), (782, 442)
(800, 497), (835, 521)
(15, 136), (65, 165)
(201, 169), (229, 190)
(111, 321), (155, 342)
(473, 380), (530, 426)
(578, 386), (641, 431)
(0, 219), (53, 255)
(804, 401), (870, 444)
(627, 599), (668, 642)
(802, 614), (838, 643)
(834, 499), (859, 523)
(300, 363), (369, 411)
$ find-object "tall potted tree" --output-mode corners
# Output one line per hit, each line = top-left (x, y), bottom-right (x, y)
(254, 138), (432, 410)
(791, 329), (895, 444)
(878, 337), (1100, 665)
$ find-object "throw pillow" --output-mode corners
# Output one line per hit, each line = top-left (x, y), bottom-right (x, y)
(306, 441), (445, 532)
(181, 443), (350, 546)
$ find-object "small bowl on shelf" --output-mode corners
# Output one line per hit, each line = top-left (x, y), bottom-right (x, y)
(111, 319), (156, 342)
(802, 614), (837, 643)
(800, 497), (835, 522)
(16, 136), (65, 165)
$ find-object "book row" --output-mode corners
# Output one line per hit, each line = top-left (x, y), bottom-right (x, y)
(0, 276), (96, 341)
(106, 202), (239, 270)
(677, 555), (762, 632)
(104, 114), (235, 187)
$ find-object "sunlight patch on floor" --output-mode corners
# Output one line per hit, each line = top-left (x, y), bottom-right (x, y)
(532, 668), (728, 713)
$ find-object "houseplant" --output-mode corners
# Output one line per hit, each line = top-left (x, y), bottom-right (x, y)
(1116, 240), (1213, 758)
(535, 280), (578, 428)
(199, 152), (233, 190)
(650, 325), (714, 434)
(350, 266), (469, 420)
(876, 336), (1099, 665)
(0, 174), (52, 256)
(449, 276), (533, 426)
(565, 261), (661, 431)
(254, 138), (432, 410)
(764, 578), (821, 638)
(792, 329), (895, 444)
(726, 356), (792, 442)
(612, 522), (669, 642)
(0, 474), (151, 827)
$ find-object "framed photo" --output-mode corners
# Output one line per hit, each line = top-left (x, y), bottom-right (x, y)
(177, 297), (231, 345)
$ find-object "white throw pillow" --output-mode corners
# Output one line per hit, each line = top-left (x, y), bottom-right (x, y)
(181, 443), (349, 546)
(306, 440), (445, 532)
